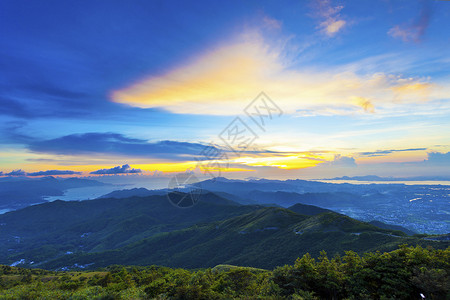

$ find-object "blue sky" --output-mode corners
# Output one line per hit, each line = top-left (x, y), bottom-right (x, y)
(1, 0), (449, 179)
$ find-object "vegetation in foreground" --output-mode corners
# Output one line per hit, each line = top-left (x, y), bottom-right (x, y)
(0, 245), (448, 299)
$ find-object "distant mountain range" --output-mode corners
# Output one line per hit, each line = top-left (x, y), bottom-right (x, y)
(0, 192), (446, 270)
(324, 175), (450, 181)
(97, 187), (419, 233)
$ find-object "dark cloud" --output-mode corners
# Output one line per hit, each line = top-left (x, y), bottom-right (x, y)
(0, 98), (34, 118)
(25, 132), (214, 160)
(4, 128), (275, 161)
(27, 170), (82, 176)
(26, 158), (58, 162)
(90, 164), (142, 175)
(0, 169), (81, 176)
(0, 1), (235, 121)
(5, 169), (27, 176)
(359, 148), (427, 157)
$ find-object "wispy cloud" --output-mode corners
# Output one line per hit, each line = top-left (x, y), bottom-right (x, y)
(359, 148), (427, 157)
(312, 0), (347, 37)
(27, 170), (82, 176)
(388, 0), (433, 42)
(0, 169), (81, 177)
(262, 15), (282, 30)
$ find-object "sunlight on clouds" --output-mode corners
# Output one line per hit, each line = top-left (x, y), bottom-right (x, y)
(352, 96), (375, 113)
(111, 30), (446, 117)
(323, 19), (346, 36)
(314, 0), (347, 37)
(232, 152), (334, 170)
(112, 32), (281, 115)
(392, 81), (433, 101)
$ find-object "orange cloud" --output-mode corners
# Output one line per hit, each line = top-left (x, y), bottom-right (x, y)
(111, 31), (445, 117)
(111, 32), (281, 115)
(392, 82), (433, 101)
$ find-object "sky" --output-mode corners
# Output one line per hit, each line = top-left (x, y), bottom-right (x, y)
(1, 0), (449, 180)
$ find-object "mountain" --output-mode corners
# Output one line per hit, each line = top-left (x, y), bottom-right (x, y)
(327, 175), (450, 181)
(368, 220), (417, 236)
(287, 203), (331, 215)
(34, 207), (448, 270)
(2, 191), (447, 271)
(237, 190), (365, 208)
(39, 206), (448, 270)
(0, 192), (259, 266)
(97, 187), (164, 199)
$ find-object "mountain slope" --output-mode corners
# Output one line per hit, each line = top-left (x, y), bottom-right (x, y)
(39, 207), (448, 270)
(287, 203), (331, 216)
(368, 220), (417, 236)
(0, 193), (259, 265)
(97, 187), (164, 199)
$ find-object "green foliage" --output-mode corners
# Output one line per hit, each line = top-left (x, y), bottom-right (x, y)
(0, 245), (447, 299)
(274, 245), (450, 300)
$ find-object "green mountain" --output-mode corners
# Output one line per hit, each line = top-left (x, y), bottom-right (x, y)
(287, 203), (331, 216)
(0, 193), (258, 265)
(38, 207), (448, 270)
(1, 192), (447, 271)
(368, 220), (417, 236)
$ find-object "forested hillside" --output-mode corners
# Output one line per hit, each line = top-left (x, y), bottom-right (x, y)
(0, 246), (448, 299)
(1, 194), (447, 270)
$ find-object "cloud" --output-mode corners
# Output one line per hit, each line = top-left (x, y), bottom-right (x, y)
(5, 169), (27, 176)
(0, 169), (81, 177)
(152, 170), (164, 177)
(111, 31), (282, 115)
(25, 132), (216, 160)
(262, 16), (282, 30)
(90, 164), (142, 175)
(4, 128), (280, 165)
(388, 0), (433, 42)
(27, 170), (82, 176)
(111, 30), (446, 117)
(0, 98), (34, 118)
(391, 81), (433, 101)
(312, 0), (347, 37)
(328, 155), (357, 167)
(359, 148), (427, 157)
(424, 152), (450, 165)
(353, 97), (375, 113)
(388, 26), (416, 43)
